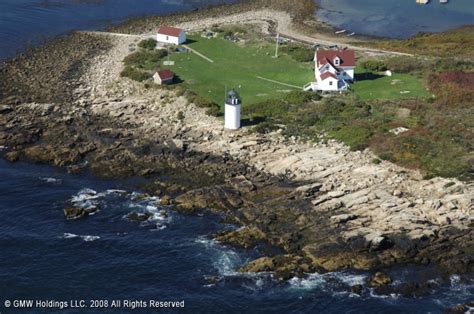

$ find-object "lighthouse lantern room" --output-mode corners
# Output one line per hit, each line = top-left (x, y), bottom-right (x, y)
(224, 89), (241, 129)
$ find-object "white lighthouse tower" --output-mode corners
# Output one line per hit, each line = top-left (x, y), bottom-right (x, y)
(224, 89), (241, 129)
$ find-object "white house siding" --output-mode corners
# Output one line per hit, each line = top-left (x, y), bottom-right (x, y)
(156, 32), (186, 45)
(153, 73), (162, 84)
(339, 67), (355, 81)
(319, 77), (339, 91)
(153, 73), (173, 85)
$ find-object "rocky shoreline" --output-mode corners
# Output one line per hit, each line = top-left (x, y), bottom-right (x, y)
(0, 0), (472, 298)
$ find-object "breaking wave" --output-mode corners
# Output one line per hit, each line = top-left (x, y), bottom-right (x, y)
(61, 233), (100, 242)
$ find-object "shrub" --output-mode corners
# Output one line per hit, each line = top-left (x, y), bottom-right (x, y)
(206, 105), (221, 117)
(283, 44), (314, 62)
(177, 111), (185, 120)
(188, 94), (217, 108)
(285, 90), (320, 104)
(384, 56), (424, 73)
(245, 99), (291, 119)
(330, 125), (372, 151)
(120, 66), (150, 82)
(123, 50), (168, 70)
(360, 60), (387, 72)
(138, 39), (157, 50)
(174, 86), (186, 97)
(372, 158), (382, 164)
(444, 181), (456, 188)
(379, 151), (395, 162)
(254, 121), (279, 134)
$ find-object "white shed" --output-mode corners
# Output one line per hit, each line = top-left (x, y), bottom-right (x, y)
(157, 26), (186, 45)
(153, 69), (174, 85)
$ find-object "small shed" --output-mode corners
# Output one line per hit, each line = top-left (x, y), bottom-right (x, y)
(157, 26), (186, 45)
(153, 69), (174, 85)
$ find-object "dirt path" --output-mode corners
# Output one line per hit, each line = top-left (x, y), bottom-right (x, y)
(256, 76), (302, 89)
(79, 31), (147, 39)
(182, 45), (214, 63)
(176, 10), (414, 57)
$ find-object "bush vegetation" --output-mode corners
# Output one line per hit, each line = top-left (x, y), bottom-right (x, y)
(254, 121), (279, 134)
(246, 79), (473, 180)
(281, 44), (315, 62)
(367, 26), (474, 58)
(138, 39), (157, 51)
(360, 60), (387, 72)
(121, 46), (168, 82)
(206, 105), (221, 117)
(120, 66), (151, 82)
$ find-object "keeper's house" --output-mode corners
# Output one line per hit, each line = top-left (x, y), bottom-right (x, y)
(157, 26), (186, 45)
(315, 49), (356, 91)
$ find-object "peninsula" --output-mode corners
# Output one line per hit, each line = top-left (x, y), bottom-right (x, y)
(0, 0), (472, 301)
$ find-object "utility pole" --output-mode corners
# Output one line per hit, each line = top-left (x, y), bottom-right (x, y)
(274, 33), (280, 58)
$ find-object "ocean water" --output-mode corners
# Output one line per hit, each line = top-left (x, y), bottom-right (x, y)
(1, 159), (473, 313)
(316, 0), (474, 38)
(0, 0), (236, 60)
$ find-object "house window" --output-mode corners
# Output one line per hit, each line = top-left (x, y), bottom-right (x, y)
(166, 36), (169, 40)
(334, 58), (340, 66)
(329, 81), (333, 86)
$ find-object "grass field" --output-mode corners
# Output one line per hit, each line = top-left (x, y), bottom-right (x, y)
(353, 68), (430, 101)
(167, 35), (314, 106)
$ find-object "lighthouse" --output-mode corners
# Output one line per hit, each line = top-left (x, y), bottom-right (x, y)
(224, 89), (241, 129)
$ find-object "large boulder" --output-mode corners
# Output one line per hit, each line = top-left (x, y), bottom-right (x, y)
(239, 255), (315, 280)
(63, 205), (99, 220)
(369, 272), (392, 287)
(4, 151), (20, 162)
(127, 212), (152, 222)
(64, 207), (87, 220)
(239, 257), (275, 273)
(175, 186), (243, 213)
(0, 105), (13, 114)
(214, 227), (266, 249)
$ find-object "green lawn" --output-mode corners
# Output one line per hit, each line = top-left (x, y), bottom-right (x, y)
(353, 68), (430, 101)
(163, 35), (430, 105)
(167, 35), (314, 106)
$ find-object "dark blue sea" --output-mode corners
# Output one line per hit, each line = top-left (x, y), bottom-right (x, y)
(0, 1), (473, 312)
(0, 0), (237, 60)
(316, 0), (474, 38)
(1, 155), (473, 313)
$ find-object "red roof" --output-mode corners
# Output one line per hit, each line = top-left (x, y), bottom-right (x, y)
(320, 72), (338, 80)
(157, 69), (174, 80)
(316, 50), (356, 68)
(158, 26), (183, 37)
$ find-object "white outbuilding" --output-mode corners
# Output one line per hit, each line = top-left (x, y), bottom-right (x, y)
(157, 26), (186, 45)
(153, 69), (174, 85)
(224, 90), (241, 130)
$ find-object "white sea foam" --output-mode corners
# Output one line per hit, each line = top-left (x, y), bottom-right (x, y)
(62, 233), (100, 242)
(194, 236), (243, 276)
(63, 233), (79, 239)
(195, 236), (216, 247)
(70, 188), (104, 210)
(105, 189), (127, 195)
(39, 177), (62, 183)
(215, 249), (242, 276)
(327, 272), (367, 286)
(288, 273), (326, 291)
(81, 235), (100, 242)
(368, 288), (400, 300)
